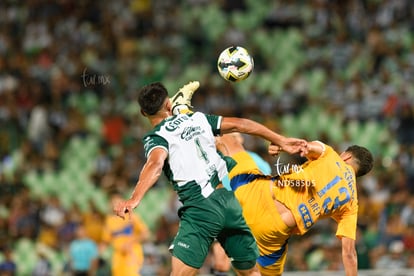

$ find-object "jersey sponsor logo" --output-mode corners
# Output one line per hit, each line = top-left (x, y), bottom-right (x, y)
(165, 116), (189, 131)
(298, 203), (313, 229)
(181, 126), (204, 141)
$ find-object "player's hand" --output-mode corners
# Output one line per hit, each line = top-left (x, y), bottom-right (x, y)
(113, 199), (137, 220)
(299, 143), (310, 157)
(269, 143), (283, 156)
(269, 138), (308, 155)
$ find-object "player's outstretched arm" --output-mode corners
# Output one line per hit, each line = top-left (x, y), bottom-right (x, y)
(270, 140), (325, 159)
(113, 148), (167, 219)
(341, 237), (358, 276)
(220, 117), (306, 155)
(303, 141), (325, 160)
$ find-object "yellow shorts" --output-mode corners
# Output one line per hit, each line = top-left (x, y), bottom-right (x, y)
(230, 151), (292, 275)
(234, 178), (291, 276)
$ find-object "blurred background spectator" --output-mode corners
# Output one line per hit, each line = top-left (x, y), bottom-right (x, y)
(101, 192), (149, 276)
(0, 0), (413, 275)
(68, 224), (99, 276)
(0, 246), (16, 276)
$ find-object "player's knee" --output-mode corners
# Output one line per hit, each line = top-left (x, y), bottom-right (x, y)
(231, 259), (256, 270)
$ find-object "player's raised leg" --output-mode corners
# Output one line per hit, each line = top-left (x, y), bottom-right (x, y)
(170, 81), (200, 115)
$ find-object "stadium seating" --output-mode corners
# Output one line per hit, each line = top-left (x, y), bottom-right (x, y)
(2, 0), (413, 274)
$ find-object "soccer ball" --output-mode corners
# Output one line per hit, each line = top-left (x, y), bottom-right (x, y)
(217, 46), (254, 82)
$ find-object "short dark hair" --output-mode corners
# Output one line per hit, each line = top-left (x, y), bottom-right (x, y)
(137, 82), (169, 115)
(345, 145), (374, 177)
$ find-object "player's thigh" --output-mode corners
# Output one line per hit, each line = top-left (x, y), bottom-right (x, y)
(218, 228), (259, 266)
(171, 256), (198, 276)
(211, 241), (231, 272)
(220, 194), (259, 263)
(171, 210), (218, 269)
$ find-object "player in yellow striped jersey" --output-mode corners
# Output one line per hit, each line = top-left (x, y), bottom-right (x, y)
(216, 134), (373, 276)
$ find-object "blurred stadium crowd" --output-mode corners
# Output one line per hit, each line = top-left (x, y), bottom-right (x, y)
(0, 0), (414, 275)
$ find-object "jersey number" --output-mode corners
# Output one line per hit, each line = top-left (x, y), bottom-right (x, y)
(195, 138), (209, 163)
(322, 187), (350, 214)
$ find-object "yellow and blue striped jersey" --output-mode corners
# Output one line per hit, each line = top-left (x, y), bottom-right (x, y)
(229, 144), (358, 240)
(276, 144), (358, 239)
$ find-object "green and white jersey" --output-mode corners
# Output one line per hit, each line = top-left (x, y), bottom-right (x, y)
(142, 112), (228, 203)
